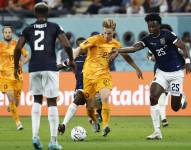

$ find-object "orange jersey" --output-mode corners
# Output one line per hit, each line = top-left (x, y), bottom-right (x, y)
(0, 40), (28, 80)
(80, 34), (121, 79)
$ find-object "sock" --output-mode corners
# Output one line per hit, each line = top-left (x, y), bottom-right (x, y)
(158, 93), (167, 120)
(9, 102), (20, 126)
(101, 102), (110, 128)
(32, 102), (41, 138)
(150, 105), (160, 132)
(62, 103), (78, 127)
(48, 106), (59, 144)
(86, 108), (97, 123)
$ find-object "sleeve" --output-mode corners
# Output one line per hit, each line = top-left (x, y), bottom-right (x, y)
(56, 24), (64, 36)
(166, 31), (178, 44)
(20, 27), (29, 39)
(79, 36), (98, 50)
(21, 48), (28, 57)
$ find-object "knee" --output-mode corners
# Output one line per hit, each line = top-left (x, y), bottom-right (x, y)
(150, 94), (159, 106)
(47, 97), (57, 107)
(73, 90), (86, 106)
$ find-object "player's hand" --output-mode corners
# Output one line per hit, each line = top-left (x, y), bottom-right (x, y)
(109, 48), (118, 62)
(68, 60), (76, 73)
(14, 68), (19, 80)
(136, 68), (143, 79)
(185, 63), (191, 74)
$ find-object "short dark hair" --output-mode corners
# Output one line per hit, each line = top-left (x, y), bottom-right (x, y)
(2, 25), (14, 32)
(76, 37), (86, 46)
(145, 13), (162, 24)
(160, 24), (173, 32)
(34, 2), (49, 18)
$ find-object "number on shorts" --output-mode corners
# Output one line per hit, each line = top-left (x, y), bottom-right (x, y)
(171, 83), (180, 92)
(34, 30), (44, 51)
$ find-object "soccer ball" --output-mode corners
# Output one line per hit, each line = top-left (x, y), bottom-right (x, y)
(71, 126), (87, 141)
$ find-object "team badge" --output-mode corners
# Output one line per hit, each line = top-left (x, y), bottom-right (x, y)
(103, 79), (109, 86)
(160, 38), (165, 45)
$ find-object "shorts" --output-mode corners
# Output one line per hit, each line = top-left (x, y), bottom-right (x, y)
(30, 71), (59, 98)
(83, 75), (112, 100)
(153, 68), (184, 96)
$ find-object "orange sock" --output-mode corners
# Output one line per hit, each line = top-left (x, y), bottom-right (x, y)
(86, 108), (97, 123)
(101, 102), (110, 128)
(9, 102), (20, 126)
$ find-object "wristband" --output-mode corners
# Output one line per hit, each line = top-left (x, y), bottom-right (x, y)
(185, 58), (190, 64)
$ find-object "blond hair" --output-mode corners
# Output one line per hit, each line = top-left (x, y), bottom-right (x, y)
(102, 18), (116, 31)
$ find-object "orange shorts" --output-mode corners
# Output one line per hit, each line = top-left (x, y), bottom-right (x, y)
(83, 75), (112, 100)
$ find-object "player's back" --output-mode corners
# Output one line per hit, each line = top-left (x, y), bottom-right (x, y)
(22, 20), (64, 72)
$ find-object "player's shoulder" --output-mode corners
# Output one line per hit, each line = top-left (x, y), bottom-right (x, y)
(112, 38), (121, 47)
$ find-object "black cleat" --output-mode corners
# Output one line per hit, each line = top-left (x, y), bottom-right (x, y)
(58, 124), (65, 135)
(102, 126), (111, 137)
(162, 119), (168, 127)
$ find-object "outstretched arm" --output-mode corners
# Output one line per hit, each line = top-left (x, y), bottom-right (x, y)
(121, 53), (143, 79)
(118, 42), (145, 53)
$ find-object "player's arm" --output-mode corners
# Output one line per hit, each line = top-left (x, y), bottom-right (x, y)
(117, 42), (145, 53)
(174, 39), (191, 74)
(73, 47), (87, 59)
(14, 36), (26, 79)
(58, 33), (76, 72)
(147, 50), (155, 62)
(121, 53), (143, 79)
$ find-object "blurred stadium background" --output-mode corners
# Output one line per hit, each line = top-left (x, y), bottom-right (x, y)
(0, 0), (191, 150)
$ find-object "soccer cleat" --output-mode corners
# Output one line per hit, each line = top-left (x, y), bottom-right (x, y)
(147, 131), (162, 140)
(92, 123), (100, 133)
(48, 142), (62, 150)
(181, 94), (187, 109)
(17, 123), (24, 130)
(32, 137), (43, 150)
(162, 119), (168, 127)
(102, 126), (111, 137)
(58, 124), (65, 135)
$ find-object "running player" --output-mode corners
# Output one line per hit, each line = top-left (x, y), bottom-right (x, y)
(14, 2), (75, 150)
(0, 25), (29, 130)
(111, 13), (191, 140)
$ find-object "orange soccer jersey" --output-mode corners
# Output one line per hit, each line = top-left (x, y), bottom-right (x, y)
(0, 40), (28, 92)
(80, 34), (121, 100)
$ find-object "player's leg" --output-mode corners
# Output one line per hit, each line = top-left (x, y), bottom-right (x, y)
(170, 74), (186, 112)
(86, 99), (100, 132)
(158, 92), (168, 127)
(30, 72), (43, 149)
(99, 87), (111, 136)
(94, 93), (102, 123)
(147, 69), (168, 140)
(7, 90), (23, 130)
(58, 90), (86, 135)
(147, 82), (164, 140)
(43, 71), (62, 149)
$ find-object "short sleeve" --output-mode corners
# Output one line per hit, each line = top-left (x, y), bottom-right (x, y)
(140, 35), (149, 47)
(20, 27), (29, 39)
(166, 31), (178, 44)
(80, 35), (98, 50)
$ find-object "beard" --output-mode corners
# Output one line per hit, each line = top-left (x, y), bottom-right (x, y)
(4, 37), (12, 42)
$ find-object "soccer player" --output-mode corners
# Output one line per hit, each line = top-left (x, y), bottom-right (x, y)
(58, 18), (143, 137)
(0, 25), (29, 130)
(111, 13), (191, 140)
(147, 23), (174, 127)
(14, 2), (75, 150)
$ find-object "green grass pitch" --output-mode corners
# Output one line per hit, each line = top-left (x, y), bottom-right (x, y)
(0, 116), (191, 150)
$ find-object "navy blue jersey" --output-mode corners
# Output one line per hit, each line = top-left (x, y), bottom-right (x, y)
(141, 30), (185, 72)
(75, 54), (86, 90)
(21, 20), (64, 72)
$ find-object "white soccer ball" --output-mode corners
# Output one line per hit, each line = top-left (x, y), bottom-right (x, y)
(71, 126), (87, 141)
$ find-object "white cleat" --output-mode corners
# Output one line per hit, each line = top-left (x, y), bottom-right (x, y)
(147, 131), (162, 140)
(17, 123), (24, 131)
